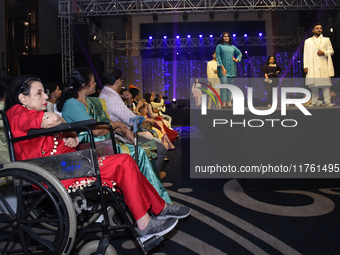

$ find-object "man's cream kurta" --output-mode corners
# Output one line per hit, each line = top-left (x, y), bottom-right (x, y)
(303, 36), (334, 87)
(207, 60), (220, 94)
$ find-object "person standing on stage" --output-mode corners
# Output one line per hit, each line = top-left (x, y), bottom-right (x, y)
(207, 50), (221, 109)
(216, 31), (242, 109)
(303, 23), (334, 107)
(263, 55), (282, 108)
(192, 78), (202, 108)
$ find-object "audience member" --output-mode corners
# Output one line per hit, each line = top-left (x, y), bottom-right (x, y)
(145, 93), (178, 143)
(57, 67), (171, 203)
(5, 75), (190, 241)
(44, 81), (62, 116)
(151, 93), (173, 127)
(0, 76), (14, 164)
(99, 67), (169, 169)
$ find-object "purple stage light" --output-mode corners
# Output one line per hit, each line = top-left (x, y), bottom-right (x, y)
(210, 34), (213, 38)
(149, 36), (152, 40)
(245, 51), (248, 54)
(244, 34), (247, 38)
(173, 98), (177, 102)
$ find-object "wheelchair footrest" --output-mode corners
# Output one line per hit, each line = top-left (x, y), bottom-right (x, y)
(143, 235), (164, 252)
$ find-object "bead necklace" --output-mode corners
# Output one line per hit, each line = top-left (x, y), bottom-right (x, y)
(77, 97), (88, 107)
(78, 97), (94, 114)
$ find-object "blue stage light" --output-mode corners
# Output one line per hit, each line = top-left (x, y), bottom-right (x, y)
(187, 35), (191, 38)
(163, 36), (167, 39)
(176, 35), (180, 39)
(210, 34), (213, 38)
(259, 33), (263, 37)
(233, 34), (236, 37)
(149, 36), (152, 40)
(199, 34), (203, 38)
(244, 34), (247, 38)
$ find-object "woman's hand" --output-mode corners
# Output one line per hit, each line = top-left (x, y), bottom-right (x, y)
(221, 66), (227, 76)
(233, 57), (239, 63)
(111, 121), (127, 130)
(63, 137), (79, 148)
(146, 118), (156, 125)
(122, 127), (134, 142)
(136, 100), (143, 109)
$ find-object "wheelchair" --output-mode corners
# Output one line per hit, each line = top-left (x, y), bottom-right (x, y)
(0, 110), (163, 255)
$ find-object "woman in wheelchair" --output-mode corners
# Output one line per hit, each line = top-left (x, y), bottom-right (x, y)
(5, 76), (190, 241)
(57, 67), (172, 204)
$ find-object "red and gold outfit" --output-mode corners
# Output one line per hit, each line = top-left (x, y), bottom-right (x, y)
(6, 104), (165, 220)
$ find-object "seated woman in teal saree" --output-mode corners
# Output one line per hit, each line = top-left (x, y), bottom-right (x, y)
(57, 67), (171, 204)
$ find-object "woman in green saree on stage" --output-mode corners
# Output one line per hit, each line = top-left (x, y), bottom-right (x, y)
(57, 67), (171, 204)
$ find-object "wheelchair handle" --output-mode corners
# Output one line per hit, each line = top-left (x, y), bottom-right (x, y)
(129, 116), (145, 133)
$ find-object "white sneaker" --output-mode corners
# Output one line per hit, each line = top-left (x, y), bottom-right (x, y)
(308, 104), (316, 107)
(326, 103), (334, 107)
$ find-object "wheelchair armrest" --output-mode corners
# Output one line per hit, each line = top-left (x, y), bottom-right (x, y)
(66, 119), (98, 129)
(27, 123), (72, 136)
(27, 119), (98, 136)
(14, 120), (96, 149)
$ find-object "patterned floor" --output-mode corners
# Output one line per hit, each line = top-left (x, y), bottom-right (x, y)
(107, 126), (340, 255)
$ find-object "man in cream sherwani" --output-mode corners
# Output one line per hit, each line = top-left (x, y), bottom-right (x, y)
(207, 50), (221, 108)
(303, 23), (334, 107)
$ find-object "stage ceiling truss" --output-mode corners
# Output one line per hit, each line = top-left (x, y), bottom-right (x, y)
(59, 0), (340, 15)
(113, 36), (297, 50)
(59, 0), (339, 81)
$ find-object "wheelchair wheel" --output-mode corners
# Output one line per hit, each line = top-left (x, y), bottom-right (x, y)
(107, 205), (134, 227)
(0, 162), (77, 255)
(30, 191), (102, 230)
(79, 240), (117, 255)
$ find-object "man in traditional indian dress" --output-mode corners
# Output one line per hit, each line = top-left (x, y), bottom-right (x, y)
(303, 23), (334, 107)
